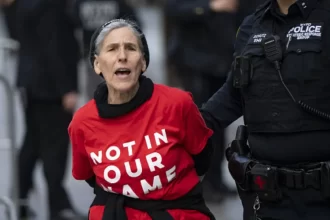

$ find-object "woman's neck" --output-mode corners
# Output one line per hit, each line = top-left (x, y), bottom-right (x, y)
(277, 0), (297, 14)
(107, 83), (139, 104)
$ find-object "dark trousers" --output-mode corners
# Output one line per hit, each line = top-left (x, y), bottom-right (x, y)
(238, 187), (330, 220)
(177, 69), (227, 189)
(18, 98), (73, 217)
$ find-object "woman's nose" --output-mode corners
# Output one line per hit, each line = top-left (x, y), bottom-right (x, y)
(118, 48), (127, 61)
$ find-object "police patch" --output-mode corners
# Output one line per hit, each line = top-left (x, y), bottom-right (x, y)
(286, 23), (323, 40)
(247, 33), (268, 45)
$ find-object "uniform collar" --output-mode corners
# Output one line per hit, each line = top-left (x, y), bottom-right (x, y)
(260, 0), (318, 21)
(290, 0), (318, 19)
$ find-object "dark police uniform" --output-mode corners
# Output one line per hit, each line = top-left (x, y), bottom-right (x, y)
(201, 0), (330, 219)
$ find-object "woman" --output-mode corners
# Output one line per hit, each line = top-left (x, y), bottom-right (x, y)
(68, 19), (216, 220)
(72, 0), (141, 99)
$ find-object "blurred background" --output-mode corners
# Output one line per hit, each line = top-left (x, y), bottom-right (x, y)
(0, 0), (264, 219)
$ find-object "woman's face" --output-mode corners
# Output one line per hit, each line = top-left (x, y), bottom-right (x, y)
(94, 26), (146, 93)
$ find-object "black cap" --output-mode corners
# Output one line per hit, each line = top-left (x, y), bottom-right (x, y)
(89, 19), (150, 73)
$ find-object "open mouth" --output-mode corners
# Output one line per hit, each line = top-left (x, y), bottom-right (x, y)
(115, 68), (131, 77)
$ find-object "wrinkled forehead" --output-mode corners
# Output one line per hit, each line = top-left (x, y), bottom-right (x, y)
(104, 27), (139, 45)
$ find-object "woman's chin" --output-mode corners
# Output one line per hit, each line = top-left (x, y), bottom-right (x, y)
(111, 81), (137, 93)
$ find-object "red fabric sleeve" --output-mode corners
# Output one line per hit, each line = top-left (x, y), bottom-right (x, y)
(68, 119), (94, 180)
(182, 93), (214, 155)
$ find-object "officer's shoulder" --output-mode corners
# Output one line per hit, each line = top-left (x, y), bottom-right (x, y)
(238, 0), (271, 33)
(241, 1), (271, 24)
(235, 15), (255, 47)
(254, 0), (272, 15)
(237, 1), (271, 36)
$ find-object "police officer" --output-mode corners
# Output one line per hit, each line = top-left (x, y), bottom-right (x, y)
(200, 0), (330, 219)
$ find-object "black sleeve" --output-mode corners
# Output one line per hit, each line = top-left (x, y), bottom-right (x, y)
(200, 14), (254, 131)
(192, 138), (214, 176)
(85, 175), (96, 188)
(200, 72), (243, 131)
(165, 0), (213, 22)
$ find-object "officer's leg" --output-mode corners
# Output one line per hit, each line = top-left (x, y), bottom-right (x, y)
(38, 102), (73, 218)
(236, 187), (257, 220)
(236, 176), (330, 220)
(18, 99), (40, 218)
(237, 187), (284, 220)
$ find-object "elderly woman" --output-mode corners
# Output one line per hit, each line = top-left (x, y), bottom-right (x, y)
(68, 19), (216, 220)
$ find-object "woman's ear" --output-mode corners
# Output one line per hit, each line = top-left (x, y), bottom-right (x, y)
(94, 56), (102, 75)
(141, 59), (147, 72)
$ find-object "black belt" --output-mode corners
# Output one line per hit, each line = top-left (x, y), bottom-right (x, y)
(276, 167), (321, 189)
(90, 182), (215, 220)
(248, 162), (330, 201)
(250, 162), (325, 190)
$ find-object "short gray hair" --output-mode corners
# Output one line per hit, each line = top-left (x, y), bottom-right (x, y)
(94, 19), (144, 55)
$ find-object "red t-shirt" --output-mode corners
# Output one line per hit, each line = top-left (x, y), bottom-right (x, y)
(68, 84), (213, 220)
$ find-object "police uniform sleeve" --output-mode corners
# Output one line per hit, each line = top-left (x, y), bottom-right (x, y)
(182, 93), (214, 155)
(68, 118), (94, 180)
(200, 15), (254, 131)
(166, 0), (212, 21)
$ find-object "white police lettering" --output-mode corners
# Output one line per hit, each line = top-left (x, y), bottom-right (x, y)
(80, 1), (119, 29)
(286, 23), (322, 40)
(253, 33), (267, 43)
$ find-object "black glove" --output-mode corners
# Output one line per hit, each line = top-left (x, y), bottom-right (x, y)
(228, 152), (255, 189)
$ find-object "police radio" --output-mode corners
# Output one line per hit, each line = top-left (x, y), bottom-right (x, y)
(262, 35), (330, 121)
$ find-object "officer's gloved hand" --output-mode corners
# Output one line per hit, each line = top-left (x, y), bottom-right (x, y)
(227, 152), (255, 187)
